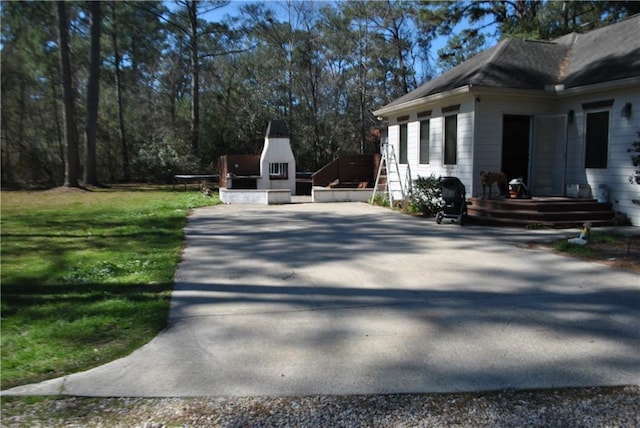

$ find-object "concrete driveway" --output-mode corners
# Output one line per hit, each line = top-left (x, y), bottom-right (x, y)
(4, 202), (639, 397)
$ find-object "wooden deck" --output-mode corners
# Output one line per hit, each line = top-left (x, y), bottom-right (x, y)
(466, 196), (616, 228)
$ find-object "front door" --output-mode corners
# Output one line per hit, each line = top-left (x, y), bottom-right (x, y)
(502, 115), (531, 185)
(530, 115), (567, 196)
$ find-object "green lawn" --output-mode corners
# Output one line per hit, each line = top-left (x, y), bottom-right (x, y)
(0, 185), (219, 390)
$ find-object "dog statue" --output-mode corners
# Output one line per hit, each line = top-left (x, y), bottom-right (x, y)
(200, 179), (213, 197)
(480, 171), (508, 199)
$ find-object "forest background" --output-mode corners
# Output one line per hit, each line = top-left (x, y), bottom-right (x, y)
(2, 0), (638, 188)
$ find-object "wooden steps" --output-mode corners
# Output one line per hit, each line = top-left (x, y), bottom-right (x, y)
(466, 197), (616, 228)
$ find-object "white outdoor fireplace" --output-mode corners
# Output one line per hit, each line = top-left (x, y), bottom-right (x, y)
(258, 119), (296, 195)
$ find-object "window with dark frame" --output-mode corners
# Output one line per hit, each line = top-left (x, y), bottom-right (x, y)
(444, 114), (457, 165)
(399, 123), (408, 164)
(269, 162), (288, 179)
(584, 110), (609, 169)
(419, 119), (430, 164)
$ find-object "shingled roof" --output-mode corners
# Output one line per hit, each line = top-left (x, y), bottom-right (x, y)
(378, 14), (640, 112)
(558, 13), (640, 88)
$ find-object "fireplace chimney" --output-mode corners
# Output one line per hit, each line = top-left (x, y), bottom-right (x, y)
(259, 120), (296, 195)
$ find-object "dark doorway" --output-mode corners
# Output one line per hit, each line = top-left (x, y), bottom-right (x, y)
(502, 115), (531, 184)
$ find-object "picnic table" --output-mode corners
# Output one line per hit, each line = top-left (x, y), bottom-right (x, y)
(173, 174), (219, 191)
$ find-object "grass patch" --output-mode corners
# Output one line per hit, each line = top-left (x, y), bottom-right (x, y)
(553, 230), (621, 258)
(553, 239), (598, 257)
(551, 230), (640, 272)
(1, 185), (219, 390)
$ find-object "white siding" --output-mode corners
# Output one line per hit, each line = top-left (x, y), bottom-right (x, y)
(473, 95), (555, 196)
(385, 86), (640, 224)
(387, 94), (476, 198)
(385, 123), (405, 200)
(559, 86), (640, 225)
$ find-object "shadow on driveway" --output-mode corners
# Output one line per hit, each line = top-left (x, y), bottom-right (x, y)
(4, 202), (639, 397)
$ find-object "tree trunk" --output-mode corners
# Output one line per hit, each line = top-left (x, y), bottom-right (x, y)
(56, 1), (80, 187)
(188, 0), (200, 157)
(84, 0), (102, 185)
(48, 66), (65, 178)
(391, 22), (409, 95)
(111, 1), (129, 182)
(359, 24), (368, 155)
(1, 86), (15, 184)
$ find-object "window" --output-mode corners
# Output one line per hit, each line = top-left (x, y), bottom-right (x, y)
(399, 123), (408, 164)
(584, 110), (609, 168)
(419, 119), (430, 164)
(269, 162), (288, 179)
(444, 114), (457, 165)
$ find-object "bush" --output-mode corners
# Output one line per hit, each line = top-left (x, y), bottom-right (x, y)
(133, 137), (200, 183)
(369, 194), (390, 207)
(410, 174), (444, 216)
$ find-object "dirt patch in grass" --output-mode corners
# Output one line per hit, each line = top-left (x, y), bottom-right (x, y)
(585, 237), (640, 272)
(543, 232), (640, 273)
(42, 185), (93, 194)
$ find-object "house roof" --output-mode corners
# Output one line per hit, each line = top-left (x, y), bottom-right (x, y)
(559, 14), (640, 88)
(376, 14), (640, 114)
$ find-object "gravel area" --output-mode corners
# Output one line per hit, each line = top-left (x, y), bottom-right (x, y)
(2, 386), (638, 427)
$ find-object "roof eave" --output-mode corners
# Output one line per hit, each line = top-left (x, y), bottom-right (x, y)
(556, 76), (640, 98)
(373, 85), (472, 118)
(372, 76), (640, 119)
(373, 84), (558, 118)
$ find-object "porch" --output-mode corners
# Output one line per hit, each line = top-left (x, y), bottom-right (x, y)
(466, 197), (617, 228)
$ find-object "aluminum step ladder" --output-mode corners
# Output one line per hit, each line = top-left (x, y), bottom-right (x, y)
(372, 143), (410, 207)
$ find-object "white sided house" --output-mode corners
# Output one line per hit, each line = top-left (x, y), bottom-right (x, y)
(373, 14), (640, 225)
